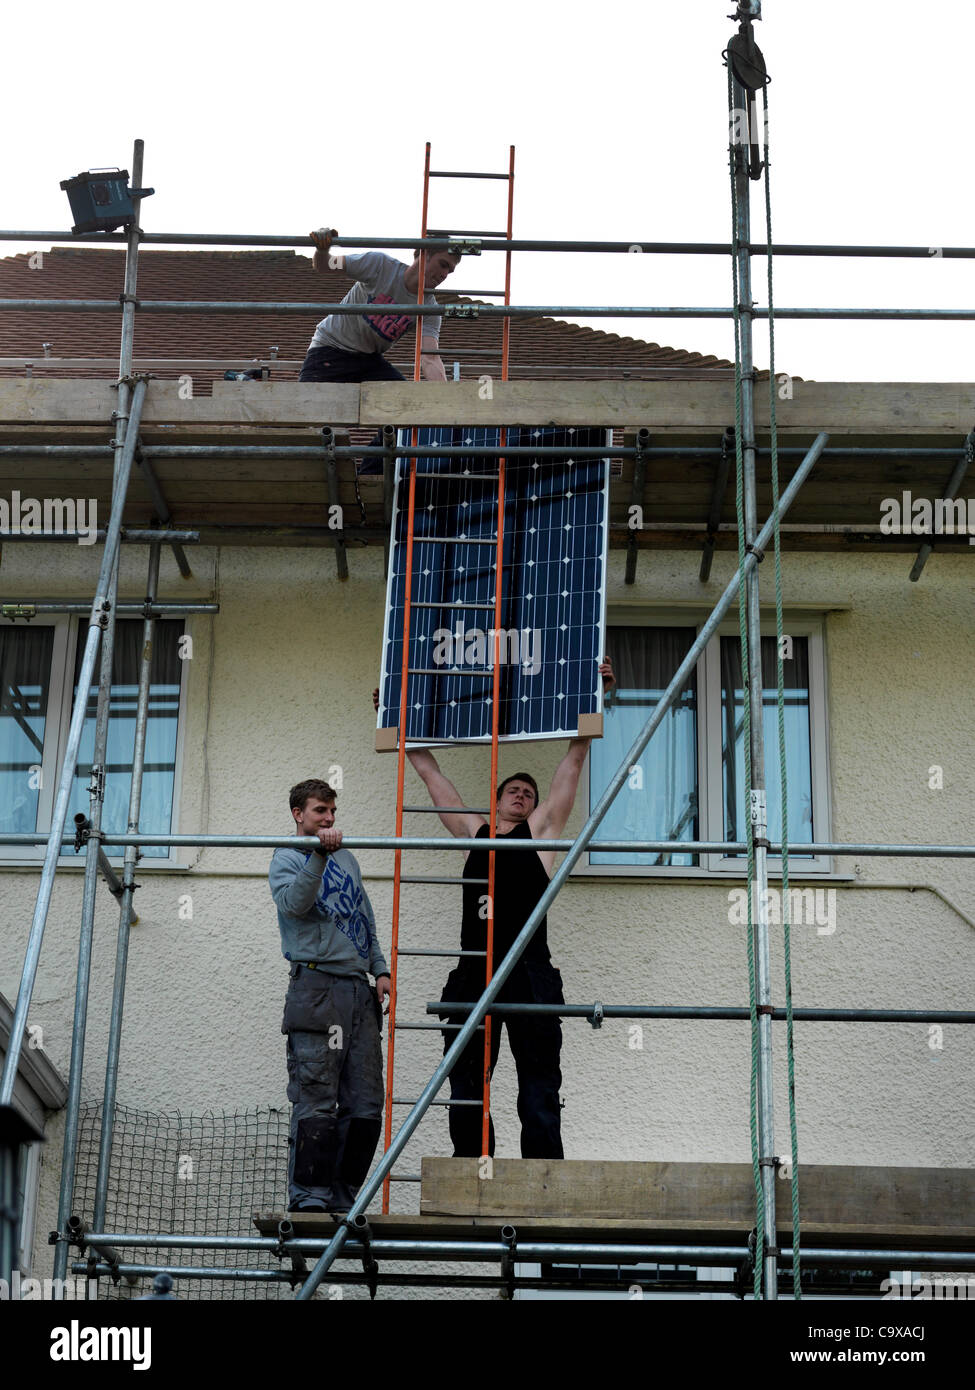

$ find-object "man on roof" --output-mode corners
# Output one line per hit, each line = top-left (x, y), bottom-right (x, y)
(300, 228), (459, 374)
(299, 228), (460, 474)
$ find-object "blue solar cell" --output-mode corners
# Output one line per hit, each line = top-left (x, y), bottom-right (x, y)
(378, 425), (609, 745)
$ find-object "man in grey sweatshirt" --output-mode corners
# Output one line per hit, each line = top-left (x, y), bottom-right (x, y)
(269, 778), (391, 1213)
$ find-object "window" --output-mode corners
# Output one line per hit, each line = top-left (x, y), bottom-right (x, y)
(0, 617), (186, 863)
(16, 1138), (41, 1277)
(585, 615), (832, 876)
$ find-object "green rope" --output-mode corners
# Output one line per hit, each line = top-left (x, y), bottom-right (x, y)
(728, 61), (764, 1301)
(762, 85), (803, 1301)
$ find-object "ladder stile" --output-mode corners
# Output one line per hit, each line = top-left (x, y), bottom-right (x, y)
(382, 142), (516, 1209)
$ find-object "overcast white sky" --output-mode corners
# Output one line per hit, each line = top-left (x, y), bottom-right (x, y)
(2, 0), (973, 381)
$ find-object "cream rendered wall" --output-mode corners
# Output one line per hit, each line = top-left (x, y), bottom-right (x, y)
(2, 538), (973, 1296)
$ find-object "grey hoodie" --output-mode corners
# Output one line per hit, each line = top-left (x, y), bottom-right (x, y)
(269, 846), (389, 979)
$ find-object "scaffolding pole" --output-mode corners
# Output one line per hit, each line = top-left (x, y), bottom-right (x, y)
(3, 832), (975, 856)
(70, 1238), (975, 1269)
(0, 445), (963, 462)
(294, 430), (827, 1299)
(730, 47), (778, 1299)
(2, 298), (972, 320)
(0, 531), (200, 544)
(3, 228), (975, 257)
(424, 1002), (975, 1025)
(92, 544), (160, 1237)
(51, 143), (148, 1288)
(0, 603), (217, 617)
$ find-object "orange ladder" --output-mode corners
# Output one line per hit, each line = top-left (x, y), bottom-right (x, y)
(382, 144), (515, 1211)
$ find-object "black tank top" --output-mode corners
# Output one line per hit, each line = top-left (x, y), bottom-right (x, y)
(460, 820), (551, 968)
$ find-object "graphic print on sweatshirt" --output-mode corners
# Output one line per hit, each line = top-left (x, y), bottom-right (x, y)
(313, 855), (374, 958)
(364, 294), (413, 344)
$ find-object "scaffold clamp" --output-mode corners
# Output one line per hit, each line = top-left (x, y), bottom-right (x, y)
(73, 814), (91, 852)
(444, 304), (480, 319)
(500, 1225), (517, 1299)
(587, 1000), (604, 1029)
(351, 1214), (380, 1299)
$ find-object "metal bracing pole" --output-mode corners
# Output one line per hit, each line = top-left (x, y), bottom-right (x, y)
(423, 1002), (975, 1025)
(133, 450), (192, 578)
(731, 47), (778, 1302)
(0, 531), (199, 545)
(50, 141), (147, 1289)
(52, 540), (121, 1289)
(295, 431), (827, 1300)
(2, 445), (962, 462)
(0, 378), (148, 1113)
(3, 228), (975, 257)
(92, 545), (159, 1237)
(70, 1235), (975, 1269)
(909, 429), (975, 581)
(5, 832), (975, 856)
(3, 298), (973, 320)
(1, 603), (217, 617)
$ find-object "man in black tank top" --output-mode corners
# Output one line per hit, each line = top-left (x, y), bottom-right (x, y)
(401, 659), (615, 1158)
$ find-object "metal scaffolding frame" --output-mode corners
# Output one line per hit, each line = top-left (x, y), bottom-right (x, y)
(2, 2), (974, 1300)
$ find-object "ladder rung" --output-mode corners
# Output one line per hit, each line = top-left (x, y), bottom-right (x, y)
(410, 600), (498, 609)
(427, 172), (511, 180)
(442, 289), (507, 297)
(397, 949), (488, 957)
(427, 226), (507, 236)
(410, 535), (498, 545)
(414, 473), (502, 481)
(402, 804), (490, 814)
(395, 1022), (485, 1032)
(400, 876), (489, 886)
(407, 667), (494, 677)
(393, 1097), (482, 1106)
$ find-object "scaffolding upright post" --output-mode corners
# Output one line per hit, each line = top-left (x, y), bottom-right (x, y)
(729, 11), (778, 1300)
(92, 543), (161, 1237)
(49, 140), (148, 1287)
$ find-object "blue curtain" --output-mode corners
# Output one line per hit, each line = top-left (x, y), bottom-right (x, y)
(590, 628), (699, 867)
(720, 635), (814, 851)
(0, 626), (54, 835)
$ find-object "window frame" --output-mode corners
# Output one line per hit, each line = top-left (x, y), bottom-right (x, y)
(579, 607), (834, 879)
(0, 613), (189, 869)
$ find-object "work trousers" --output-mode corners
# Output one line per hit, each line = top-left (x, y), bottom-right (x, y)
(298, 344), (404, 474)
(439, 960), (565, 1159)
(282, 965), (385, 1212)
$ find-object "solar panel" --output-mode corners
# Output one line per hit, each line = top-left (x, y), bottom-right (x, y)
(377, 425), (610, 746)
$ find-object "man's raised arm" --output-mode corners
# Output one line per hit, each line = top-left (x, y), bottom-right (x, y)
(372, 688), (482, 837)
(405, 748), (483, 838)
(531, 659), (616, 840)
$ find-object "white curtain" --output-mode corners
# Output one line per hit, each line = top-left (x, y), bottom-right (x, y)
(69, 621), (182, 857)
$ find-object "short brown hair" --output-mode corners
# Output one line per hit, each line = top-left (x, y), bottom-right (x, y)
(413, 245), (462, 262)
(497, 773), (539, 805)
(289, 779), (336, 813)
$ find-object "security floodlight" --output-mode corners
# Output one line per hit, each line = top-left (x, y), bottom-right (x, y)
(59, 168), (154, 235)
